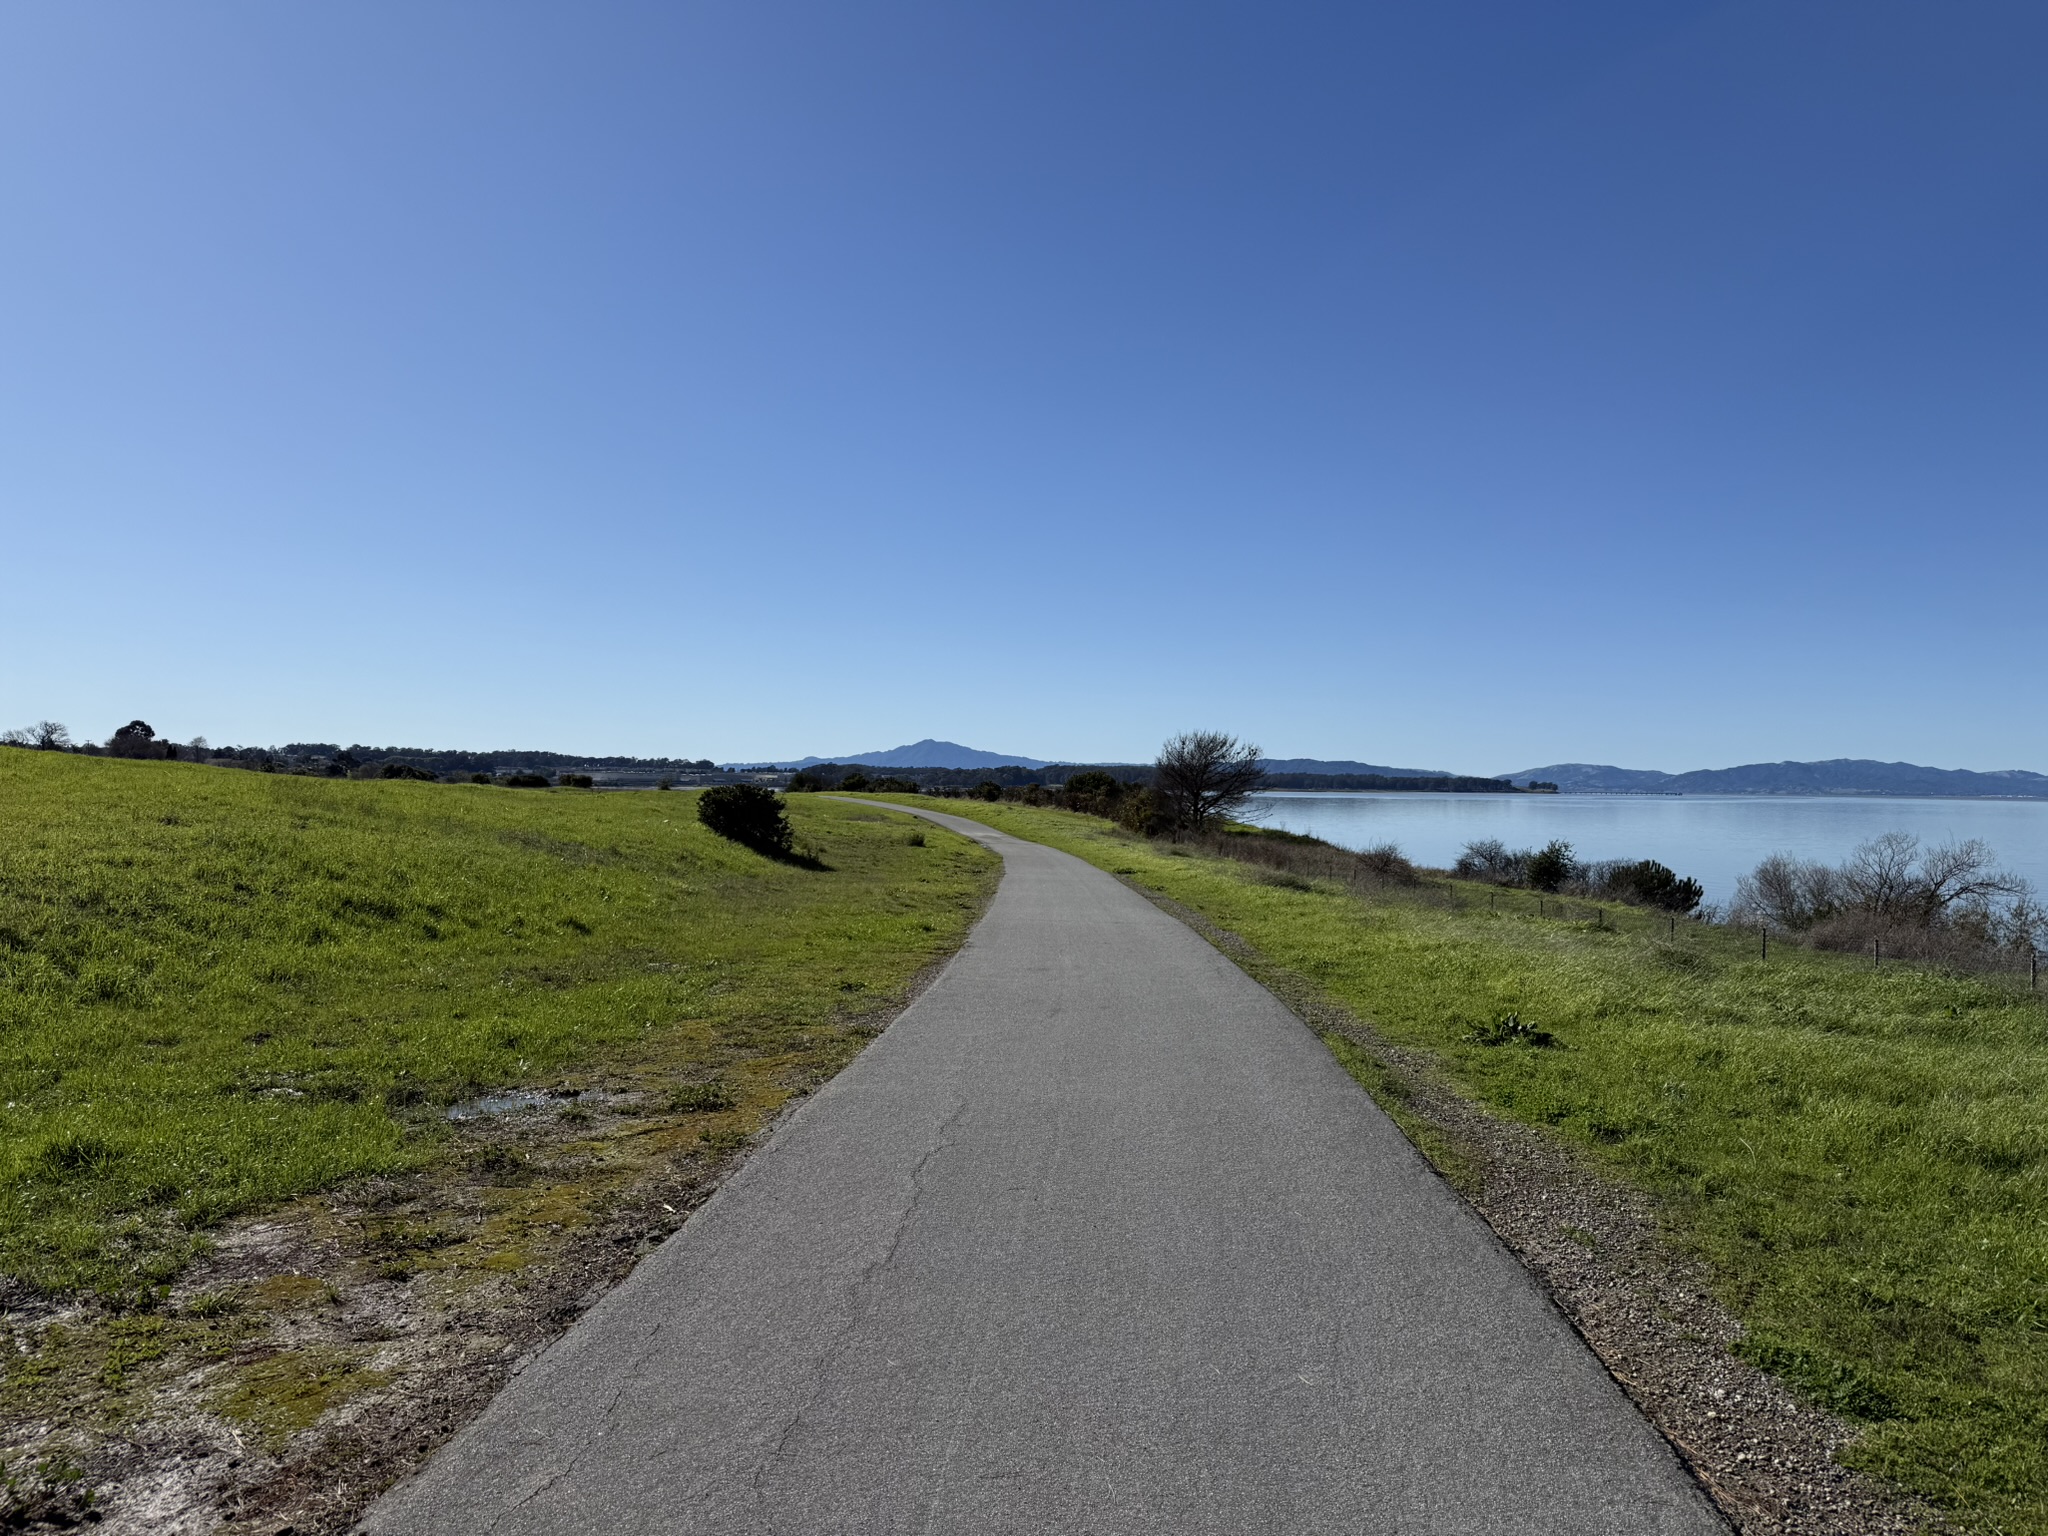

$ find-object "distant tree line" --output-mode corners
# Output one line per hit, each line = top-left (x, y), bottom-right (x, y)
(1263, 772), (1527, 793)
(0, 721), (723, 787)
(274, 744), (720, 776)
(793, 731), (1272, 838)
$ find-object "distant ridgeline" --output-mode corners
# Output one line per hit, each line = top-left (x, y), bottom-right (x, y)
(789, 763), (1530, 794)
(1508, 758), (2048, 798)
(790, 763), (1114, 790)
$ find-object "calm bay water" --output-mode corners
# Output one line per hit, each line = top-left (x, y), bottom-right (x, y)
(1242, 793), (2048, 908)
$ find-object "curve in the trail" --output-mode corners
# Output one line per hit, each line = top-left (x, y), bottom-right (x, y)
(359, 803), (1726, 1535)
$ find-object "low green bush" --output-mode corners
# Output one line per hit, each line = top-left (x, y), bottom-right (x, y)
(697, 783), (794, 857)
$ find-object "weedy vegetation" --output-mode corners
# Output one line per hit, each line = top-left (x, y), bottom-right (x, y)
(880, 794), (2048, 1536)
(0, 754), (992, 1300)
(0, 751), (997, 1520)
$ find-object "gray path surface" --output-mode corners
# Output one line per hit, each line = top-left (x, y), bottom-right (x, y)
(360, 805), (1725, 1535)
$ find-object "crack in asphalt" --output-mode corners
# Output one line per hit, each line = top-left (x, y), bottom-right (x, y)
(481, 1319), (667, 1534)
(745, 1096), (972, 1518)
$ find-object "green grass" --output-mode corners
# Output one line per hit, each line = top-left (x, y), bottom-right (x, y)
(0, 754), (996, 1300)
(893, 797), (2048, 1536)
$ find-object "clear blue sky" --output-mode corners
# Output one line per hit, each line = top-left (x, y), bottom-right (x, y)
(4, 2), (2045, 773)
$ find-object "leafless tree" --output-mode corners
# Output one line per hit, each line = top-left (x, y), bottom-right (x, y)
(1838, 830), (1923, 917)
(1908, 838), (2029, 918)
(1734, 852), (1843, 929)
(1735, 832), (2031, 934)
(1153, 731), (1265, 835)
(31, 721), (71, 751)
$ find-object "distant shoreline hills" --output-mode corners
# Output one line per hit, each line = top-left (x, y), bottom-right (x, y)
(153, 738), (2047, 800)
(1503, 759), (2048, 799)
(761, 742), (2048, 800)
(754, 740), (1454, 778)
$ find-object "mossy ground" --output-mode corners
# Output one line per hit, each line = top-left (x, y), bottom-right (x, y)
(897, 796), (2048, 1536)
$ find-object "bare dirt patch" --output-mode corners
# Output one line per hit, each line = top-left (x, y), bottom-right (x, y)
(0, 991), (966, 1534)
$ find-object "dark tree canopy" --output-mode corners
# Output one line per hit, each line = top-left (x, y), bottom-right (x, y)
(1525, 840), (1579, 893)
(105, 720), (160, 759)
(1607, 859), (1704, 912)
(1152, 731), (1265, 834)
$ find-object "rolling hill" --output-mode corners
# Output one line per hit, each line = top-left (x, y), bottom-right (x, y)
(1504, 759), (2048, 797)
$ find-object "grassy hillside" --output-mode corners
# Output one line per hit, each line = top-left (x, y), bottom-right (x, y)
(0, 753), (996, 1300)
(895, 797), (2048, 1536)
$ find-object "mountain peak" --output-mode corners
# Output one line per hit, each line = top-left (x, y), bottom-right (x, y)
(781, 739), (1051, 771)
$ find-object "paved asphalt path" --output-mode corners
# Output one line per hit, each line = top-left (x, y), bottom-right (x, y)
(361, 804), (1725, 1535)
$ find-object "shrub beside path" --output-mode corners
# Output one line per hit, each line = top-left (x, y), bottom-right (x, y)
(361, 804), (1726, 1535)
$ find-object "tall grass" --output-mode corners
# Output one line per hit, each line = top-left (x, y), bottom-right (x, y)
(0, 754), (995, 1299)
(899, 797), (2048, 1536)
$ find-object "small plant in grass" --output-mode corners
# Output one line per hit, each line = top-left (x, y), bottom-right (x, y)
(40, 1135), (121, 1178)
(1737, 1338), (1898, 1421)
(1256, 869), (1315, 891)
(1464, 1013), (1558, 1048)
(181, 1288), (243, 1319)
(697, 783), (795, 858)
(669, 1080), (736, 1113)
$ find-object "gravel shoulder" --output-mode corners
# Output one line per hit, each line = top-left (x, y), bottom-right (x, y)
(1128, 879), (1946, 1536)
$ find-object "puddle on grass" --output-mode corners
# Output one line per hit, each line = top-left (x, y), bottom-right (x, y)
(446, 1090), (579, 1121)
